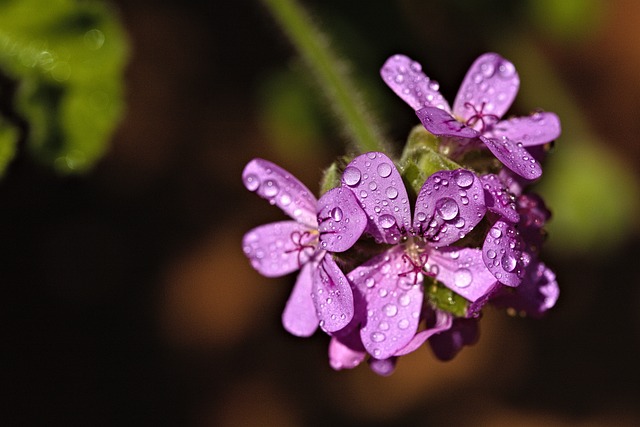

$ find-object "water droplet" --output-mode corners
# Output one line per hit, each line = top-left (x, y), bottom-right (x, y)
(378, 288), (388, 297)
(330, 207), (343, 222)
(360, 190), (368, 198)
(365, 277), (375, 288)
(398, 319), (409, 329)
(489, 227), (502, 238)
(480, 61), (495, 77)
(429, 81), (440, 91)
(371, 332), (386, 343)
(454, 170), (474, 188)
(498, 60), (515, 78)
(379, 214), (396, 229)
(454, 218), (465, 229)
(394, 74), (404, 84)
(376, 162), (392, 179)
(501, 253), (517, 272)
(487, 249), (497, 259)
(383, 304), (398, 317)
(279, 192), (291, 206)
(398, 293), (411, 306)
(454, 268), (473, 288)
(343, 166), (362, 186)
(244, 173), (259, 191)
(436, 197), (459, 220)
(263, 180), (279, 197)
(385, 187), (398, 200)
(369, 181), (377, 191)
(416, 211), (427, 222)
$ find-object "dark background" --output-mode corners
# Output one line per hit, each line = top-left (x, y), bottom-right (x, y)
(3, 0), (640, 425)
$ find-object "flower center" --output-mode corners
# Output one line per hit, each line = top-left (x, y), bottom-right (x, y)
(285, 230), (318, 268)
(398, 239), (437, 285)
(463, 101), (499, 133)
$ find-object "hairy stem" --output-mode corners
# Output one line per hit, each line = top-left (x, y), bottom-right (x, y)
(262, 0), (387, 154)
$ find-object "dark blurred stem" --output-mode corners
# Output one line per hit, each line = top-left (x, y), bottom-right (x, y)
(262, 0), (387, 154)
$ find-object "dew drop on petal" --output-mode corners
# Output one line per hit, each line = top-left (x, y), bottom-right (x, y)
(398, 319), (409, 330)
(377, 162), (392, 178)
(369, 181), (378, 191)
(244, 173), (260, 191)
(379, 214), (396, 229)
(385, 187), (399, 200)
(399, 293), (411, 306)
(263, 179), (279, 197)
(487, 249), (497, 259)
(454, 268), (473, 288)
(416, 211), (427, 222)
(279, 192), (292, 206)
(489, 227), (502, 238)
(383, 304), (398, 317)
(343, 166), (362, 186)
(501, 253), (517, 272)
(330, 207), (343, 222)
(365, 277), (375, 288)
(371, 332), (386, 343)
(436, 197), (459, 220)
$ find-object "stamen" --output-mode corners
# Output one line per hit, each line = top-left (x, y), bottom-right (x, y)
(285, 231), (317, 267)
(464, 101), (499, 133)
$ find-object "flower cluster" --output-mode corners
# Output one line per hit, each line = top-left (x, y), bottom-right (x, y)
(242, 53), (560, 375)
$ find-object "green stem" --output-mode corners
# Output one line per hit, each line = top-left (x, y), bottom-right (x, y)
(262, 0), (387, 154)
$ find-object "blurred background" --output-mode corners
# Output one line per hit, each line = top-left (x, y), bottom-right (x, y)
(2, 0), (640, 425)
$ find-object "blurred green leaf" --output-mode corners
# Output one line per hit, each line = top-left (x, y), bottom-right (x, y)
(0, 0), (128, 174)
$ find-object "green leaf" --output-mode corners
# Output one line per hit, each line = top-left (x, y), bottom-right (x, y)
(0, 0), (128, 174)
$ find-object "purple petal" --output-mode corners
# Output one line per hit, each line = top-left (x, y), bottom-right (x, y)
(282, 262), (319, 337)
(491, 260), (559, 318)
(481, 135), (542, 180)
(368, 357), (397, 376)
(416, 106), (480, 139)
(429, 317), (480, 361)
(480, 174), (520, 223)
(517, 193), (551, 253)
(329, 336), (367, 370)
(482, 220), (527, 287)
(348, 247), (424, 360)
(414, 169), (486, 247)
(317, 187), (367, 253)
(453, 53), (519, 125)
(341, 152), (411, 244)
(312, 254), (354, 333)
(380, 54), (451, 112)
(394, 309), (453, 356)
(242, 221), (316, 277)
(243, 159), (318, 228)
(489, 112), (561, 147)
(430, 247), (498, 302)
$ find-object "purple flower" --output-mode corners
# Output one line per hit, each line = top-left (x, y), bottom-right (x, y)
(329, 152), (498, 362)
(242, 159), (367, 336)
(380, 53), (561, 180)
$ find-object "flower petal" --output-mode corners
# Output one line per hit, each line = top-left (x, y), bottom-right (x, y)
(394, 309), (453, 356)
(329, 335), (367, 371)
(312, 254), (354, 333)
(481, 135), (542, 180)
(380, 54), (451, 113)
(489, 112), (561, 147)
(349, 247), (424, 360)
(317, 187), (367, 252)
(416, 106), (480, 139)
(491, 260), (559, 318)
(480, 174), (520, 223)
(431, 247), (498, 302)
(341, 152), (411, 244)
(429, 317), (480, 361)
(482, 220), (527, 287)
(243, 158), (318, 228)
(414, 169), (486, 247)
(242, 221), (316, 277)
(453, 53), (519, 123)
(282, 262), (319, 337)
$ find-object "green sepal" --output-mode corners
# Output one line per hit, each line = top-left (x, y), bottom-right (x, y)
(425, 278), (469, 317)
(319, 154), (356, 195)
(399, 125), (460, 194)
